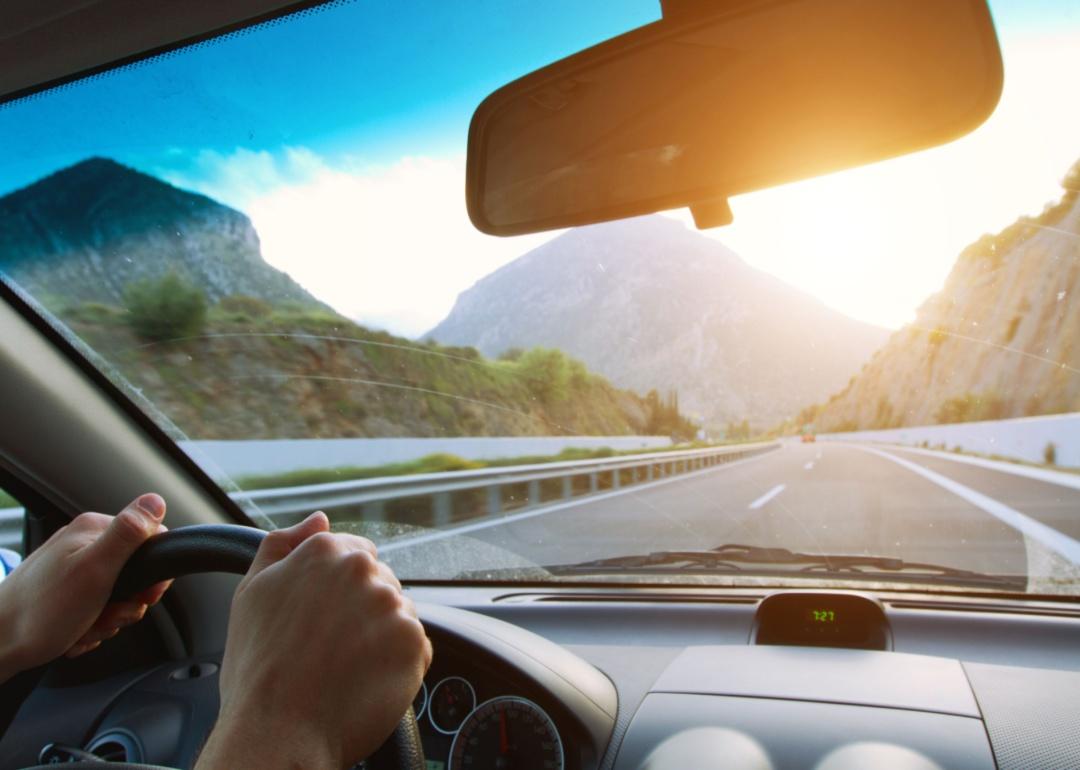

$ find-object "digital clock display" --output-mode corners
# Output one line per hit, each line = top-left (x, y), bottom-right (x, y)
(754, 592), (890, 649)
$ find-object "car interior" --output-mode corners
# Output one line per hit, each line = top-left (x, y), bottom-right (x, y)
(1, 1), (1079, 769)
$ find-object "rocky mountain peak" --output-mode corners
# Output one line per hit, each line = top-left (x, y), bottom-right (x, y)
(428, 214), (887, 429)
(0, 157), (324, 310)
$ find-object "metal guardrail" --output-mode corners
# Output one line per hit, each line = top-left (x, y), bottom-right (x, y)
(234, 441), (779, 528)
(0, 507), (23, 553)
(0, 443), (779, 553)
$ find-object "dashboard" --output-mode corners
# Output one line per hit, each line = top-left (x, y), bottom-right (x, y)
(3, 587), (1080, 770)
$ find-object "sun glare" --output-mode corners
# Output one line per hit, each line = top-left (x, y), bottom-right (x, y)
(174, 21), (1080, 340)
(706, 29), (1080, 331)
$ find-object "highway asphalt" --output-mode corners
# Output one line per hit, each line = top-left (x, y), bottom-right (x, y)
(400, 442), (1080, 583)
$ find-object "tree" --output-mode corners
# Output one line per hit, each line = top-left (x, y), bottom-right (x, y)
(123, 272), (208, 342)
(518, 348), (570, 403)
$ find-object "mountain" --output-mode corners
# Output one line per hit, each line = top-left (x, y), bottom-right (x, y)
(810, 158), (1080, 432)
(0, 157), (323, 310)
(427, 215), (888, 429)
(0, 158), (679, 442)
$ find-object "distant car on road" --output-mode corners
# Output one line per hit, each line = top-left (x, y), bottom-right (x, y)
(801, 433), (816, 443)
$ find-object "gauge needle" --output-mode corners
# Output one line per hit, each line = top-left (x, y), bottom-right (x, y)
(500, 710), (510, 754)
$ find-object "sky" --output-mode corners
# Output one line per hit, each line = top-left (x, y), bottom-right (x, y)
(1, 0), (1078, 337)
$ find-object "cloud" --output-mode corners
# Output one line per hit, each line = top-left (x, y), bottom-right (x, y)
(163, 148), (556, 338)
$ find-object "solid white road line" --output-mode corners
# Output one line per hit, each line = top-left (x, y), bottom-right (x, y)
(380, 449), (777, 553)
(749, 484), (786, 510)
(804, 461), (815, 470)
(888, 445), (1080, 492)
(859, 446), (1080, 564)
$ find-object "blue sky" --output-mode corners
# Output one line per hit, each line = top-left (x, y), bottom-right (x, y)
(0, 1), (660, 196)
(1, 1), (1078, 337)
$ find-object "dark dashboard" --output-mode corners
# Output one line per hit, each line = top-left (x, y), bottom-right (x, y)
(4, 587), (1080, 770)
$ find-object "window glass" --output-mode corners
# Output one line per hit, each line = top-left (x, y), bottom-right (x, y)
(0, 485), (24, 574)
(0, 0), (1078, 595)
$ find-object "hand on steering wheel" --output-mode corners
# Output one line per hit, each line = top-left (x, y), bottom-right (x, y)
(196, 513), (431, 770)
(12, 508), (430, 770)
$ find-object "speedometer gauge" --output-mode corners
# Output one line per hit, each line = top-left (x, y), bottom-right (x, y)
(413, 680), (428, 721)
(429, 676), (476, 734)
(449, 696), (564, 770)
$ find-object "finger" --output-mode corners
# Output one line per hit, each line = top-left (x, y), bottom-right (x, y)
(332, 533), (378, 557)
(89, 494), (167, 567)
(66, 640), (102, 658)
(247, 511), (330, 578)
(72, 601), (150, 649)
(133, 578), (173, 607)
(376, 560), (402, 592)
(88, 600), (148, 634)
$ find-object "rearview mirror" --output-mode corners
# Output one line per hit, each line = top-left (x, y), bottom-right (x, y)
(466, 0), (1002, 235)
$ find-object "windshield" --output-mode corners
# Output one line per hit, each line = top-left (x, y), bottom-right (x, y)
(1, 0), (1078, 596)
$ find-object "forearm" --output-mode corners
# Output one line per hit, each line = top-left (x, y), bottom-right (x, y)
(195, 711), (342, 770)
(0, 586), (31, 684)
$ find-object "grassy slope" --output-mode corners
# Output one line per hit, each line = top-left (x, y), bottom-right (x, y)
(62, 303), (652, 441)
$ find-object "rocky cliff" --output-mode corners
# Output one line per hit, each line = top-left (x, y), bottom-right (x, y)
(0, 157), (323, 310)
(812, 158), (1080, 431)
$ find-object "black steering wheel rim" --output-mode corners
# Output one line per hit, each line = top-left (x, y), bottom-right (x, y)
(63, 524), (428, 770)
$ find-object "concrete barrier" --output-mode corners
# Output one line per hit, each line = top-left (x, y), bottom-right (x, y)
(822, 412), (1080, 468)
(180, 435), (673, 481)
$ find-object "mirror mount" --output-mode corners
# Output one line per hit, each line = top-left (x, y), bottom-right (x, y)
(689, 198), (734, 230)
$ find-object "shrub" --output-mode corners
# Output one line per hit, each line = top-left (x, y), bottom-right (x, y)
(518, 348), (570, 403)
(217, 294), (272, 319)
(1003, 315), (1022, 344)
(934, 391), (1006, 424)
(1044, 442), (1057, 466)
(123, 272), (208, 342)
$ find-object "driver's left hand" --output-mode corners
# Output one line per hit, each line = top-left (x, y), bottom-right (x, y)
(0, 493), (171, 682)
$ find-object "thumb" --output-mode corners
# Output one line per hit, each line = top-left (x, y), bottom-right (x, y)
(90, 493), (167, 567)
(246, 511), (330, 578)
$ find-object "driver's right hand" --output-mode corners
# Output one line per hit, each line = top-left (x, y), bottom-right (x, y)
(195, 512), (432, 770)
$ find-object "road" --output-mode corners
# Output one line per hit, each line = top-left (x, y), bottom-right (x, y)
(386, 442), (1080, 584)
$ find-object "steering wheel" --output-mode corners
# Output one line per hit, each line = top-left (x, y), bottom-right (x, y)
(19, 524), (425, 770)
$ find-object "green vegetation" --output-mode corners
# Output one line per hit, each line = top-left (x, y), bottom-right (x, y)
(872, 396), (899, 429)
(517, 347), (574, 404)
(59, 301), (699, 441)
(1003, 315), (1022, 345)
(725, 419), (751, 441)
(215, 294), (272, 321)
(934, 391), (1006, 424)
(646, 390), (698, 440)
(0, 490), (19, 508)
(123, 272), (208, 342)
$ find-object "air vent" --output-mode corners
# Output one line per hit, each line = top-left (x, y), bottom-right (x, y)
(87, 729), (143, 763)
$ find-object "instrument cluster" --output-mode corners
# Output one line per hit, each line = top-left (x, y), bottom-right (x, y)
(413, 669), (565, 770)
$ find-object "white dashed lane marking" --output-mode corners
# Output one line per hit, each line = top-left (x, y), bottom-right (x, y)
(749, 484), (786, 510)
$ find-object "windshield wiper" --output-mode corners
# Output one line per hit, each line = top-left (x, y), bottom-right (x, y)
(544, 543), (1023, 589)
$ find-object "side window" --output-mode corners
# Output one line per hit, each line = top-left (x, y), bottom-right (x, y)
(0, 485), (23, 578)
